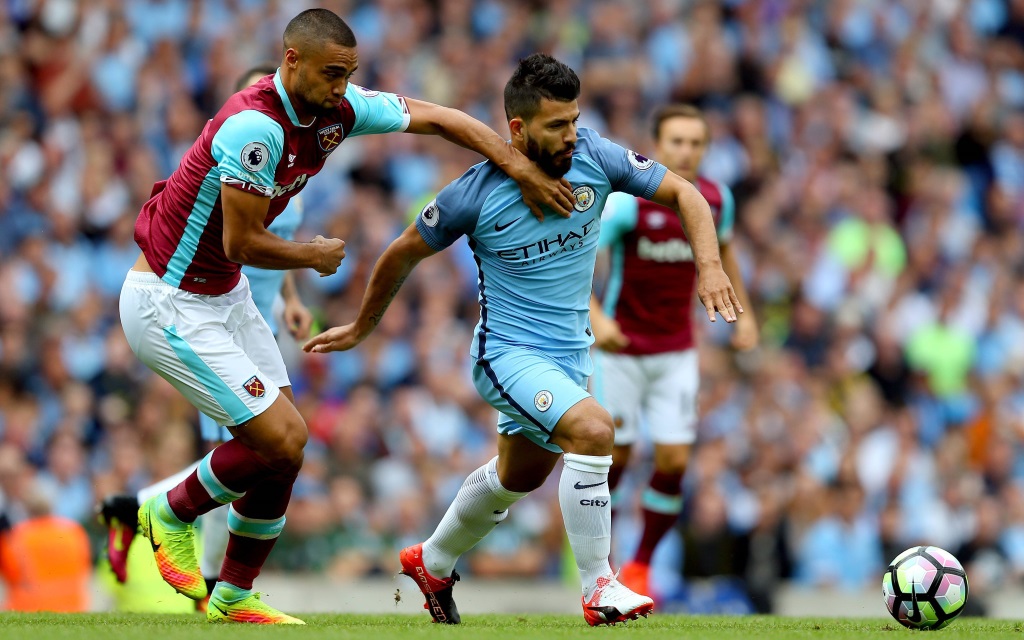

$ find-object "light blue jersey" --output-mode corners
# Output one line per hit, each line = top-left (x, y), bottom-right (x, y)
(240, 197), (304, 335)
(417, 128), (667, 359)
(416, 128), (667, 451)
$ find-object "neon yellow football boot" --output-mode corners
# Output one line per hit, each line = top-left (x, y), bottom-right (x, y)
(137, 494), (207, 600)
(207, 583), (305, 624)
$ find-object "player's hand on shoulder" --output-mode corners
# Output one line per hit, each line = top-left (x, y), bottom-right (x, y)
(697, 267), (742, 324)
(509, 151), (575, 221)
(303, 323), (364, 354)
(592, 315), (629, 352)
(730, 313), (759, 351)
(311, 235), (346, 277)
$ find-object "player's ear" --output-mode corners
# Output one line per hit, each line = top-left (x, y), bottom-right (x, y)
(284, 47), (299, 69)
(508, 117), (525, 142)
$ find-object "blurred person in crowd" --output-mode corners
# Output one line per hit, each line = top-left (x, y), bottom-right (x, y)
(0, 444), (33, 530)
(795, 479), (882, 591)
(588, 103), (758, 599)
(35, 430), (92, 523)
(304, 53), (740, 626)
(0, 482), (90, 612)
(96, 64), (314, 613)
(118, 8), (574, 625)
(956, 496), (1009, 616)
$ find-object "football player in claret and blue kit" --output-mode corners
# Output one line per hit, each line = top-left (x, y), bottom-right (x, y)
(588, 104), (758, 599)
(117, 9), (574, 624)
(304, 53), (742, 627)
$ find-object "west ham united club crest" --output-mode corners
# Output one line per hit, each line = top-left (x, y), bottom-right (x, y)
(317, 123), (343, 153)
(243, 375), (266, 398)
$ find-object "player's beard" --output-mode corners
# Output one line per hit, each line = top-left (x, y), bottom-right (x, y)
(295, 70), (341, 117)
(525, 136), (573, 178)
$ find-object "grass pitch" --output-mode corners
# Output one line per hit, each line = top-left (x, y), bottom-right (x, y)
(0, 614), (1021, 640)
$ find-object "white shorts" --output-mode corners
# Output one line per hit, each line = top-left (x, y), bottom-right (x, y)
(119, 270), (289, 427)
(593, 349), (698, 446)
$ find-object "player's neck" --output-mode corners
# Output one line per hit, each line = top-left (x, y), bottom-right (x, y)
(278, 69), (316, 126)
(511, 139), (529, 158)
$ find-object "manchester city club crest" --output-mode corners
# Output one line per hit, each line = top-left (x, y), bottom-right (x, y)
(317, 123), (344, 153)
(573, 185), (595, 212)
(534, 390), (553, 412)
(243, 375), (266, 398)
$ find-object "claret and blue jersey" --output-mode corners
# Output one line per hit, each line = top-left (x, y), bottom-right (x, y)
(415, 128), (668, 451)
(134, 69), (411, 295)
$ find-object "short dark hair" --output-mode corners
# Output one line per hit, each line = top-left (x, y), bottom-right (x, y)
(651, 104), (710, 142)
(235, 65), (277, 92)
(283, 8), (357, 52)
(504, 54), (581, 121)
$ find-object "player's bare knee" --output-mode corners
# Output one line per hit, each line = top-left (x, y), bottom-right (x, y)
(564, 419), (614, 456)
(660, 461), (687, 476)
(277, 420), (308, 473)
(255, 419), (307, 474)
(611, 445), (631, 468)
(654, 445), (691, 476)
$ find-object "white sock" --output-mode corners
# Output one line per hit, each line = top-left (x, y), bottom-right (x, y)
(559, 453), (613, 597)
(136, 460), (200, 503)
(421, 456), (527, 578)
(199, 505), (230, 579)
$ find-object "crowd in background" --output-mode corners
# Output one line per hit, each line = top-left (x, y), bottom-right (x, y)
(1, 0), (1024, 614)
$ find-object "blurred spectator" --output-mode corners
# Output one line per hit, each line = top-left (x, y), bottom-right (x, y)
(794, 480), (883, 591)
(0, 481), (91, 612)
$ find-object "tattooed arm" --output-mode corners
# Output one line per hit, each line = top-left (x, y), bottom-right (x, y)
(304, 224), (438, 354)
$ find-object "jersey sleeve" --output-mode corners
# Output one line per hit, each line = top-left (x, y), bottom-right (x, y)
(578, 128), (668, 200)
(211, 110), (285, 197)
(415, 177), (481, 251)
(717, 182), (736, 245)
(345, 84), (411, 137)
(598, 192), (639, 249)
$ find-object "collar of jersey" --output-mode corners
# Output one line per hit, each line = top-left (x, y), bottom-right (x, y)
(274, 70), (315, 129)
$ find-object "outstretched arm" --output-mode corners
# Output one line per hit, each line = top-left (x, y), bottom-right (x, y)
(649, 171), (742, 323)
(404, 98), (575, 221)
(303, 224), (437, 353)
(721, 242), (759, 350)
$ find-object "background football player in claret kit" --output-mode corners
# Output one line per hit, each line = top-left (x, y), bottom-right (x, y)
(589, 104), (759, 599)
(97, 65), (312, 613)
(118, 9), (574, 625)
(303, 54), (742, 627)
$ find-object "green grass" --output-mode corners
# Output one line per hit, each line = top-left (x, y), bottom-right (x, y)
(0, 614), (1021, 640)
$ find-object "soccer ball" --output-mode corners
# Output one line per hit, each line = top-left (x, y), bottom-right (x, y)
(883, 546), (968, 630)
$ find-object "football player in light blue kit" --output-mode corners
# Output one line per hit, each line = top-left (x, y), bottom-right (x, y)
(304, 54), (741, 626)
(98, 66), (312, 605)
